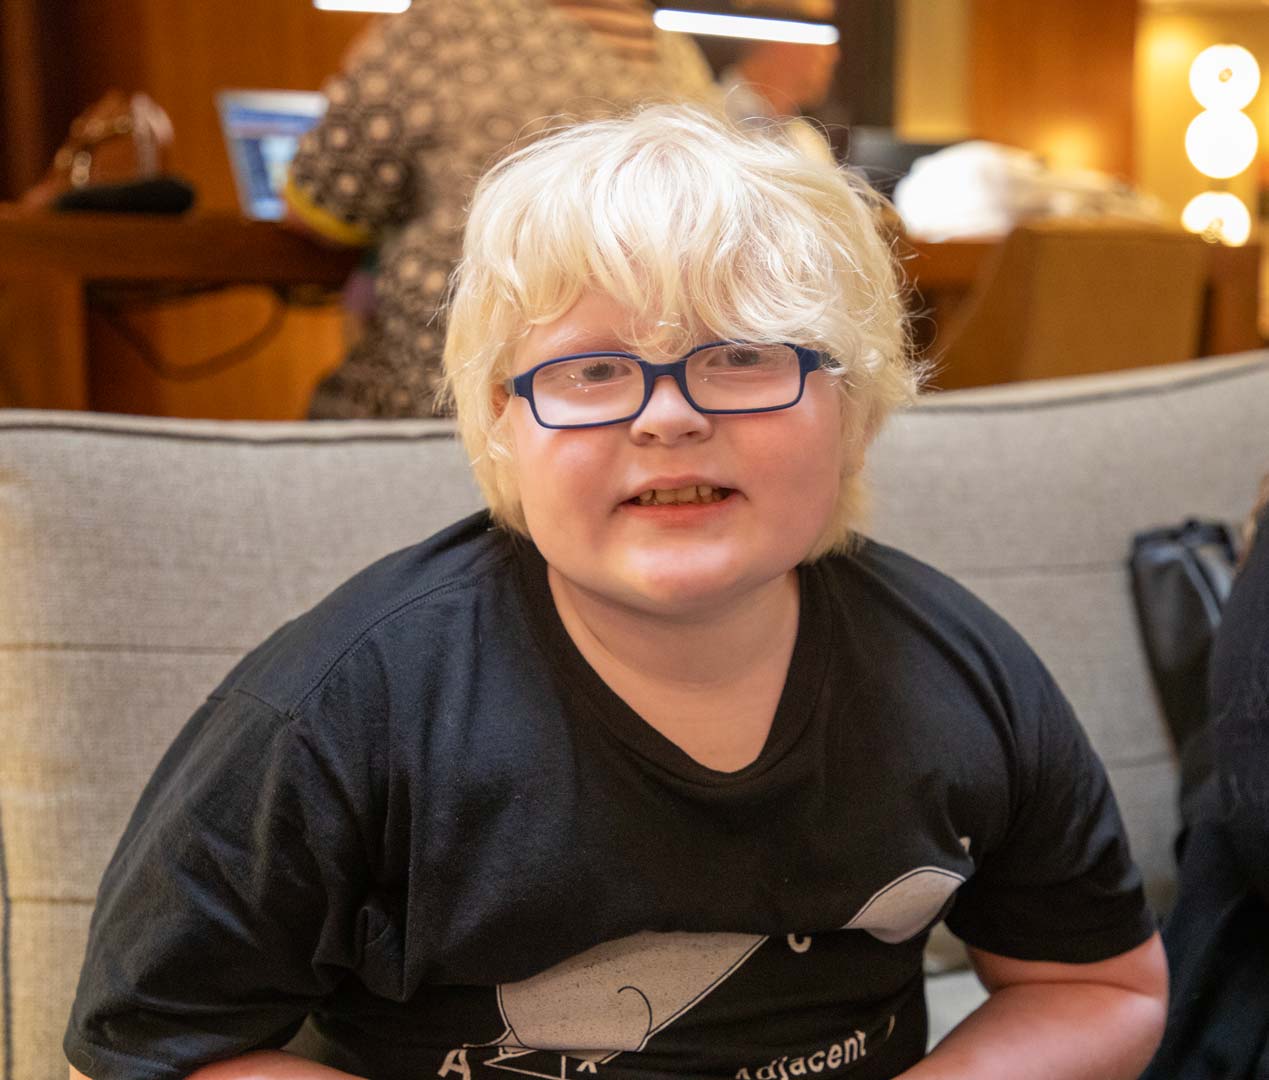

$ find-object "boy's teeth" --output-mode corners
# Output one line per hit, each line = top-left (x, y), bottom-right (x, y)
(635, 485), (725, 505)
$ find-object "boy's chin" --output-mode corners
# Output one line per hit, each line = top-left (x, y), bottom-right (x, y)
(607, 557), (790, 618)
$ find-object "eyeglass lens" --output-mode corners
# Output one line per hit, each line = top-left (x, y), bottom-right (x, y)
(531, 344), (802, 426)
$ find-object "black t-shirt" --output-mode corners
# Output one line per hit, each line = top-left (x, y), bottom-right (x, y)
(65, 513), (1154, 1080)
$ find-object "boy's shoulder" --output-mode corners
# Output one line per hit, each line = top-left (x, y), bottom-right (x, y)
(821, 536), (1046, 682)
(826, 536), (1002, 621)
(213, 511), (520, 717)
(818, 538), (1080, 756)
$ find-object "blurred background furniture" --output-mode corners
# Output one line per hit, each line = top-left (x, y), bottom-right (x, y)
(3, 208), (1261, 416)
(4, 351), (1268, 1077)
(4, 2), (1267, 419)
(0, 208), (358, 415)
(911, 219), (1237, 389)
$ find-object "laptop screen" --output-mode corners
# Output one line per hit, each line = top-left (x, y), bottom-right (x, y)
(217, 89), (328, 220)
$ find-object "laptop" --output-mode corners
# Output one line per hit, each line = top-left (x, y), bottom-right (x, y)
(216, 89), (328, 220)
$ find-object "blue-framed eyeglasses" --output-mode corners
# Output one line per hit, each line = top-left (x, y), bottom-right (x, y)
(504, 341), (824, 429)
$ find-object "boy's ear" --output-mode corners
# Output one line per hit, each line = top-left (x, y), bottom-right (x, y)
(491, 383), (510, 419)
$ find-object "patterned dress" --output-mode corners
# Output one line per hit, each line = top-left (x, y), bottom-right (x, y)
(286, 0), (718, 419)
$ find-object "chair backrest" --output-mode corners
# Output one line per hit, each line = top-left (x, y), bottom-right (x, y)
(932, 218), (1211, 389)
(0, 414), (484, 1080)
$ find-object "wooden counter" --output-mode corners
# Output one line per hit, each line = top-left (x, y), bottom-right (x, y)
(0, 210), (358, 411)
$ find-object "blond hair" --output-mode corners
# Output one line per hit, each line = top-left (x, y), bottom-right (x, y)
(441, 104), (922, 558)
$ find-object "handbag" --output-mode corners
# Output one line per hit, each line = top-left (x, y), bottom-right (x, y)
(18, 89), (193, 214)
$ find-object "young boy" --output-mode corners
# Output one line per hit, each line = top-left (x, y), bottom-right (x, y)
(66, 106), (1166, 1080)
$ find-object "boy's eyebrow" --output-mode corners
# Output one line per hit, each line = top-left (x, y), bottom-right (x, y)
(540, 330), (629, 356)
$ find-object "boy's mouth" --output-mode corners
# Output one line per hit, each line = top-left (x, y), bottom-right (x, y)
(628, 485), (734, 506)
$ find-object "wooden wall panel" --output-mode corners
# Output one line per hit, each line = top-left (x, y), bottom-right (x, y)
(135, 3), (375, 212)
(969, 0), (1138, 179)
(0, 276), (89, 409)
(62, 0), (147, 121)
(0, 0), (91, 198)
(0, 0), (47, 197)
(895, 0), (971, 143)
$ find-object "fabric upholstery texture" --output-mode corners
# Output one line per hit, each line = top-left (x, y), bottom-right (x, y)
(2, 352), (1267, 1077)
(0, 417), (482, 1080)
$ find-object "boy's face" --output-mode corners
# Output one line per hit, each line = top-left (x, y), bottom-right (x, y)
(504, 290), (860, 619)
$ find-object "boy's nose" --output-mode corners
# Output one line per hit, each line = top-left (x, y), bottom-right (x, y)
(629, 374), (711, 442)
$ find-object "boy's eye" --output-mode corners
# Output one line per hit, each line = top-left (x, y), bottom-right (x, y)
(580, 360), (622, 382)
(722, 347), (765, 368)
(535, 355), (639, 395)
(697, 344), (785, 371)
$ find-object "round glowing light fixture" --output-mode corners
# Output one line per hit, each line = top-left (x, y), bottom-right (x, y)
(1189, 44), (1261, 110)
(1181, 191), (1252, 246)
(1185, 109), (1258, 178)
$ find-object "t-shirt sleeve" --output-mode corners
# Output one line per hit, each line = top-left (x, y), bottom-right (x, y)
(944, 652), (1157, 964)
(64, 688), (379, 1080)
(285, 12), (431, 244)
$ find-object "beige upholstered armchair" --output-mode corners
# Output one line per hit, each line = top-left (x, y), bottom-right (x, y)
(932, 219), (1211, 390)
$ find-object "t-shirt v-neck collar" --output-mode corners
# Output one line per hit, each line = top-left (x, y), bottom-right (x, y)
(511, 541), (832, 786)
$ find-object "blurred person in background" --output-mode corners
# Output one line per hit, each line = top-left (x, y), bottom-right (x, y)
(720, 36), (839, 165)
(284, 0), (719, 419)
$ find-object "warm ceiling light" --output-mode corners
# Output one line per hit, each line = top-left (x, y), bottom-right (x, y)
(653, 9), (839, 44)
(1189, 44), (1260, 110)
(314, 0), (410, 11)
(1182, 191), (1252, 246)
(1185, 109), (1258, 178)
